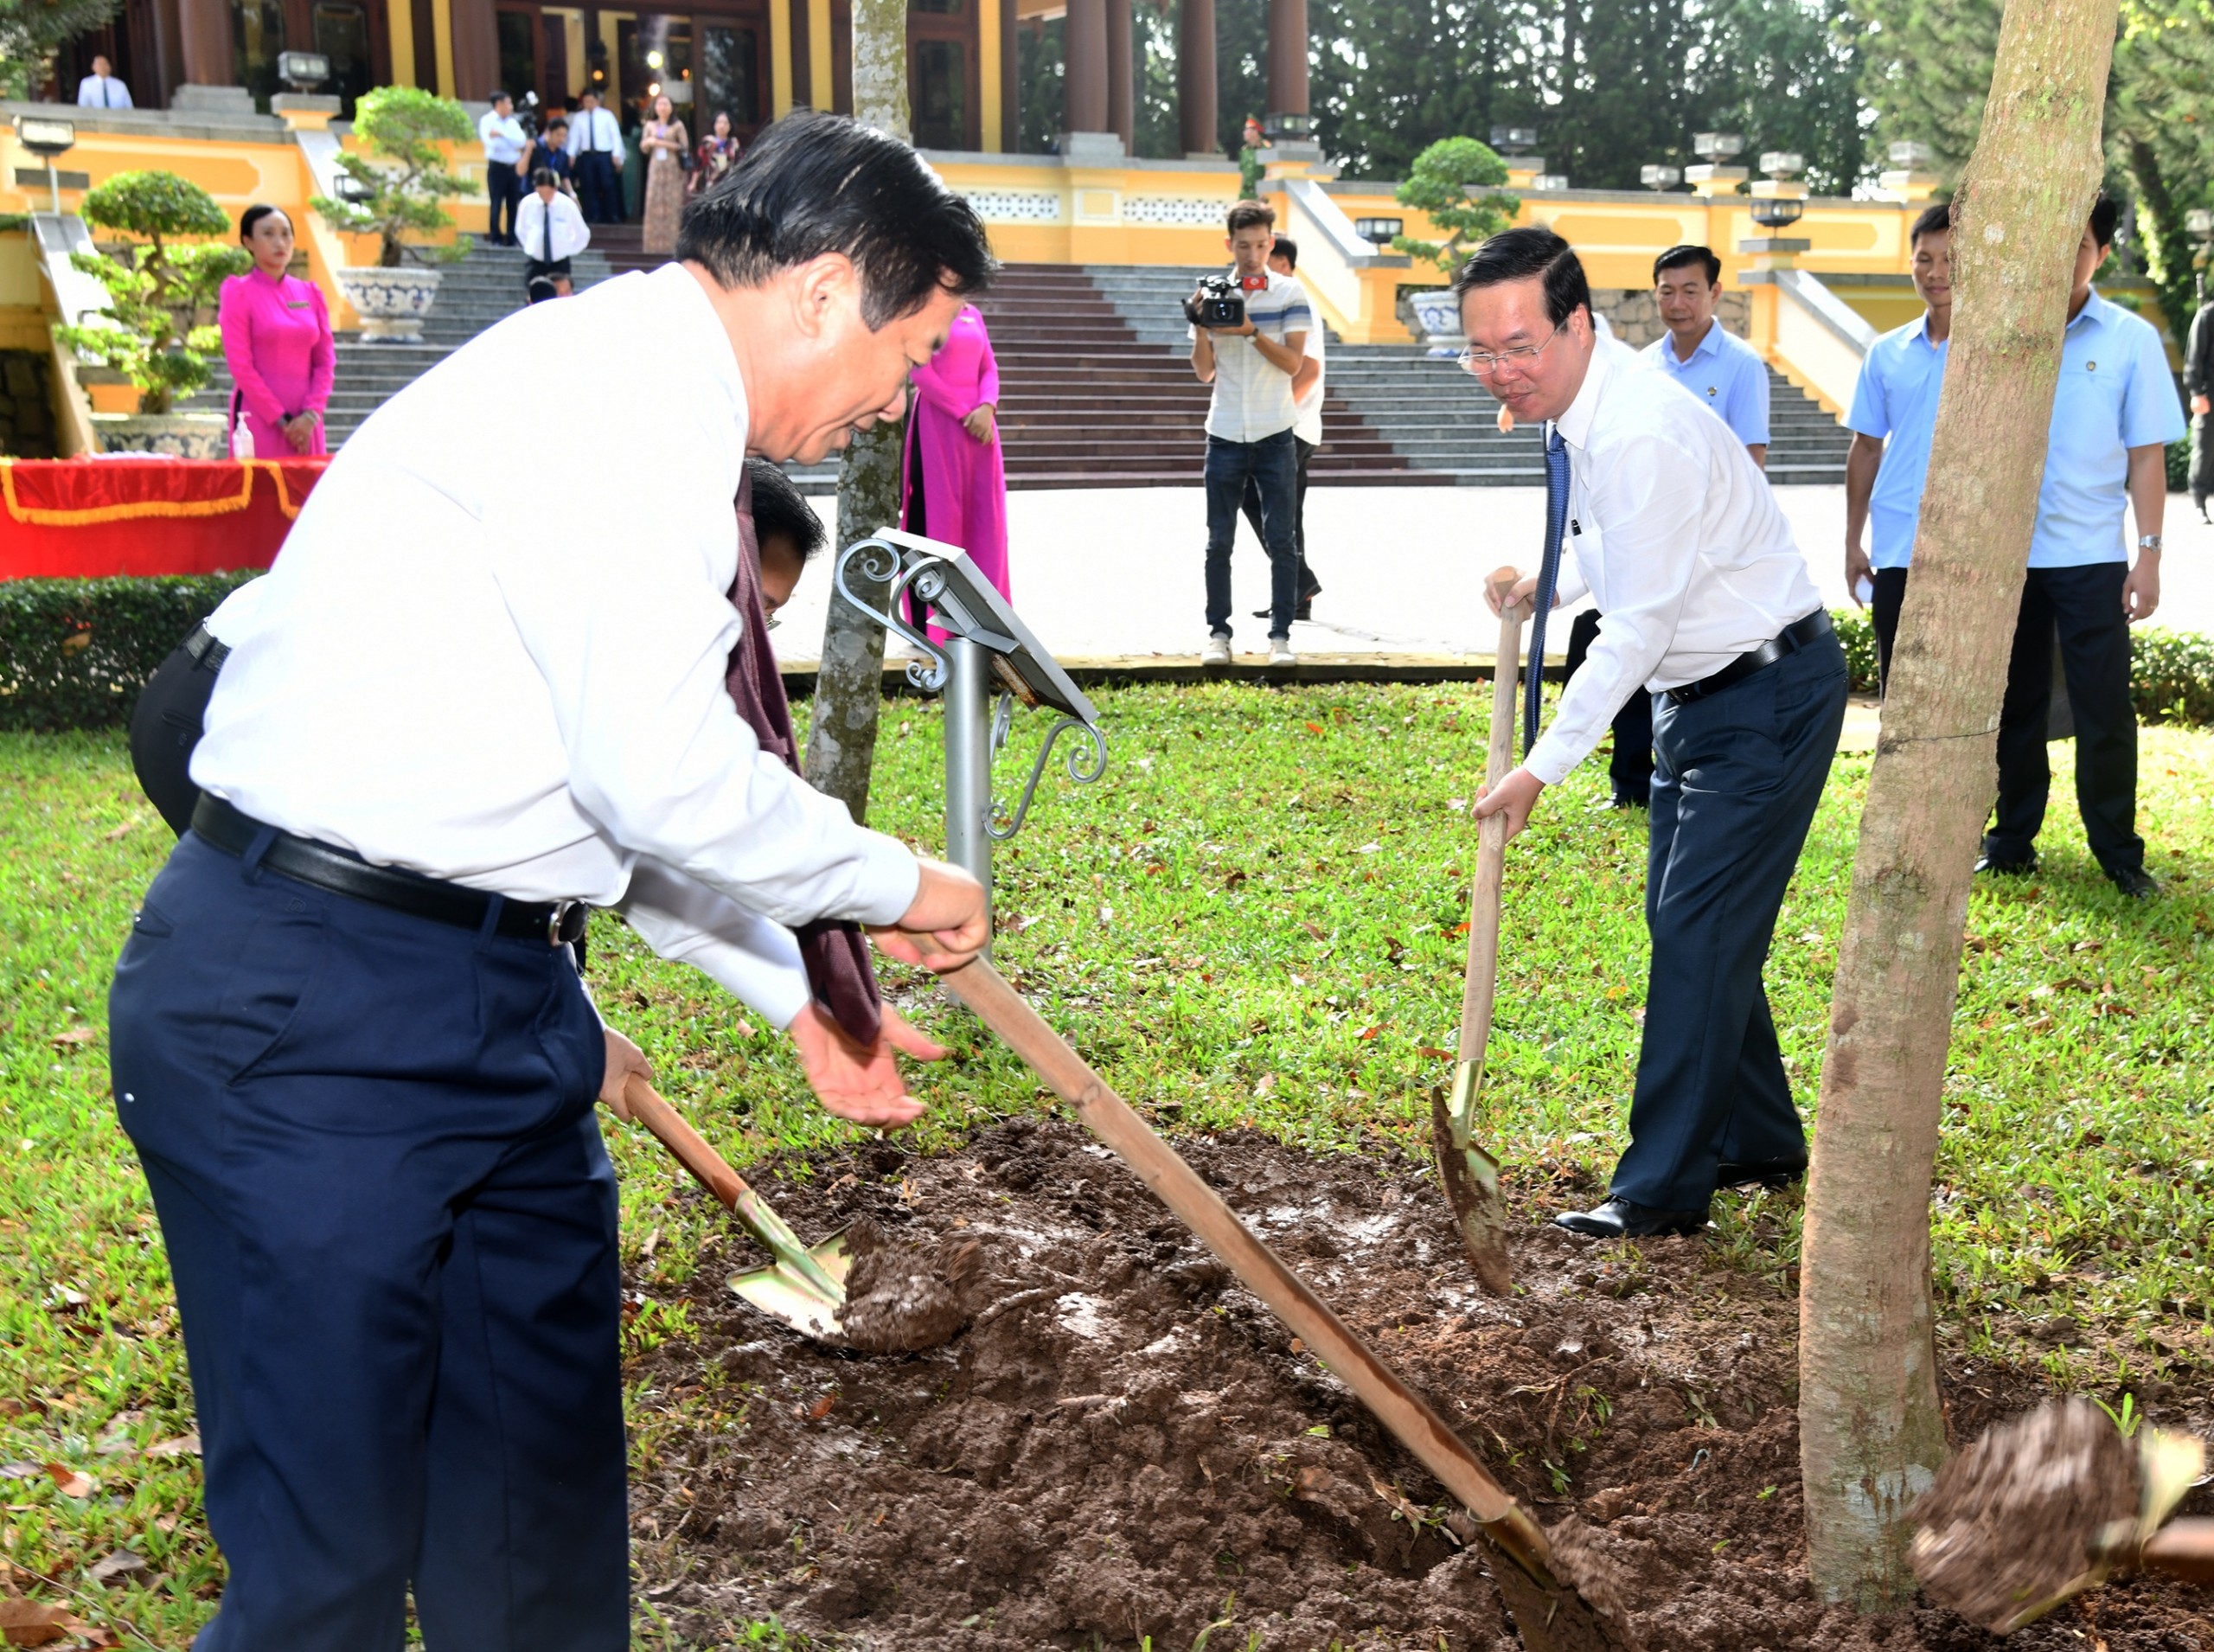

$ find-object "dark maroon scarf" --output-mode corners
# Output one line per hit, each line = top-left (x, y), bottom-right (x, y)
(726, 472), (884, 1045)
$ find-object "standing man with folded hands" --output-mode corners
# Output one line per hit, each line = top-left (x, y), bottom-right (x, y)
(108, 113), (993, 1649)
(1462, 227), (1846, 1241)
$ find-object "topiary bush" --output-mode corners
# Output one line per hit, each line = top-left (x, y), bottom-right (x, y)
(2132, 626), (2214, 725)
(1391, 138), (1520, 277)
(0, 572), (259, 730)
(1832, 606), (1880, 694)
(52, 171), (248, 413)
(310, 86), (475, 269)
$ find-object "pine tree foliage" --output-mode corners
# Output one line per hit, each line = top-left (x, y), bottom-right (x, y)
(1852, 0), (2003, 178)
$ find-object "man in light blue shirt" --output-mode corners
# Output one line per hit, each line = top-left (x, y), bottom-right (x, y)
(1848, 194), (2181, 899)
(1645, 244), (1771, 462)
(1846, 201), (1952, 685)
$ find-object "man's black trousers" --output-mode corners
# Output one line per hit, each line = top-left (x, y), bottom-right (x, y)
(485, 159), (522, 243)
(1609, 631), (1847, 1212)
(109, 834), (629, 1649)
(1872, 563), (2142, 878)
(573, 151), (620, 223)
(1562, 607), (1655, 806)
(1238, 434), (1318, 605)
(1203, 429), (1300, 639)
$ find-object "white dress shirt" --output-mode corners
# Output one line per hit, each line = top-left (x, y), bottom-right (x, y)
(1525, 336), (1824, 787)
(1292, 304), (1325, 447)
(479, 109), (527, 164)
(565, 107), (626, 168)
(515, 190), (592, 262)
(193, 264), (917, 1026)
(77, 73), (132, 107)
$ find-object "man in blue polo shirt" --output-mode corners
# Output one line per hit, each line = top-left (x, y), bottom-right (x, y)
(1847, 194), (2179, 899)
(1846, 201), (1952, 686)
(1560, 243), (1771, 808)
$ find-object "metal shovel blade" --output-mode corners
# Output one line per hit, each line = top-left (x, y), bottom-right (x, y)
(729, 1232), (854, 1343)
(1434, 1059), (1511, 1295)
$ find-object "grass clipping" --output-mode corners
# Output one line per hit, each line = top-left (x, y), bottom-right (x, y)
(1910, 1399), (2206, 1634)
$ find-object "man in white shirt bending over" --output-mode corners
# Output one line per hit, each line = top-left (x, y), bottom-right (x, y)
(515, 166), (590, 297)
(478, 90), (528, 246)
(1190, 198), (1312, 667)
(109, 112), (992, 1649)
(76, 54), (132, 107)
(1466, 226), (1846, 1241)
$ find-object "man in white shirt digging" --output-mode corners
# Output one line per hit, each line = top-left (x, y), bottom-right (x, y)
(1465, 227), (1846, 1241)
(109, 112), (992, 1649)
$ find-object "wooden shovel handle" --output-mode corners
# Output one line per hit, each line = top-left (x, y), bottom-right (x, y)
(2141, 1518), (2214, 1585)
(623, 1075), (747, 1209)
(937, 955), (1557, 1581)
(1459, 601), (1525, 1062)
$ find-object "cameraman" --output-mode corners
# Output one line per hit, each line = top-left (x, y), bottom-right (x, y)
(1190, 199), (1311, 667)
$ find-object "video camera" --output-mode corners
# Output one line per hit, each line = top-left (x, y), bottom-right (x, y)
(515, 88), (542, 137)
(1184, 272), (1268, 330)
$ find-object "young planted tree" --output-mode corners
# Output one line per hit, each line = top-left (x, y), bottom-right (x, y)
(310, 86), (475, 267)
(53, 171), (248, 414)
(1390, 136), (1519, 274)
(1797, 0), (2121, 1609)
(803, 4), (911, 823)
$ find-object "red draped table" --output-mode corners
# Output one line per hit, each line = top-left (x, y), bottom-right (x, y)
(0, 458), (330, 579)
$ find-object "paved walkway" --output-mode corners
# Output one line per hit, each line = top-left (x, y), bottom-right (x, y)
(774, 484), (2214, 669)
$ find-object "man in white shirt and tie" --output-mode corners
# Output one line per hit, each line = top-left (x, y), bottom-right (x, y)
(109, 112), (993, 1647)
(76, 54), (132, 107)
(566, 87), (627, 225)
(516, 167), (590, 296)
(1465, 227), (1846, 1241)
(477, 90), (528, 246)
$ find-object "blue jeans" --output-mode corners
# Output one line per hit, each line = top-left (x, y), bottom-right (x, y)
(1204, 429), (1300, 639)
(109, 833), (630, 1649)
(1609, 631), (1848, 1211)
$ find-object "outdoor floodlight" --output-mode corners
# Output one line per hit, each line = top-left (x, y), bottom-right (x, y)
(1759, 150), (1805, 179)
(1489, 125), (1536, 153)
(277, 50), (330, 92)
(1640, 164), (1681, 190)
(1888, 140), (1932, 170)
(1750, 195), (1806, 230)
(1353, 216), (1403, 244)
(1692, 131), (1744, 161)
(2187, 208), (2213, 238)
(331, 172), (375, 203)
(1534, 174), (1569, 191)
(12, 116), (75, 214)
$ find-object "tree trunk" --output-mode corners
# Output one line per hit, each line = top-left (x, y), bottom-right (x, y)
(803, 0), (910, 825)
(1797, 0), (2119, 1611)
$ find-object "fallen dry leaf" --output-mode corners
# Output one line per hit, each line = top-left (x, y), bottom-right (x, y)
(0, 1599), (85, 1647)
(48, 1027), (96, 1050)
(142, 1431), (199, 1459)
(43, 1463), (93, 1498)
(1417, 1046), (1454, 1061)
(86, 1551), (147, 1586)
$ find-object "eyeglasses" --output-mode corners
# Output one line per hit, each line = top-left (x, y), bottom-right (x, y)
(1458, 323), (1563, 377)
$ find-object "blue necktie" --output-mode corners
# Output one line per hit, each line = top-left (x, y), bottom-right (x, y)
(1525, 425), (1569, 756)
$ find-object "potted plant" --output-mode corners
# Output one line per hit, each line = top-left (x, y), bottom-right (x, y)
(310, 85), (474, 342)
(52, 170), (248, 455)
(1391, 137), (1520, 350)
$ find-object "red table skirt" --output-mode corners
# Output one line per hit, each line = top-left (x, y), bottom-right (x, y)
(0, 458), (330, 579)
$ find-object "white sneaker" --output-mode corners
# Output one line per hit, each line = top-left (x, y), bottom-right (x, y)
(1202, 635), (1232, 666)
(1269, 638), (1296, 667)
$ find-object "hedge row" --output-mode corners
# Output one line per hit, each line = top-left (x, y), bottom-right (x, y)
(1, 574), (2210, 732)
(0, 572), (259, 731)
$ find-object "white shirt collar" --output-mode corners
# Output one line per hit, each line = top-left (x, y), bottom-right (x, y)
(1552, 330), (1616, 451)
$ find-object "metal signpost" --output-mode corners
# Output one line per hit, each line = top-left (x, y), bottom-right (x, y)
(832, 529), (1107, 936)
(11, 117), (75, 215)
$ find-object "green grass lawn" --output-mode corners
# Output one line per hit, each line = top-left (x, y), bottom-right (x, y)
(3, 685), (2211, 1646)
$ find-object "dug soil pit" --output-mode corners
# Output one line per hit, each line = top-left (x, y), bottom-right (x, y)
(626, 1121), (2214, 1650)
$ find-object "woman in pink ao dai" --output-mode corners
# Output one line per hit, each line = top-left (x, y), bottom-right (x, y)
(219, 205), (335, 458)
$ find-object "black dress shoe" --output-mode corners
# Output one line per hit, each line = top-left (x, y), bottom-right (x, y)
(2109, 867), (2161, 900)
(1552, 1196), (1709, 1239)
(1610, 790), (1650, 810)
(1715, 1156), (1808, 1189)
(1973, 850), (2038, 876)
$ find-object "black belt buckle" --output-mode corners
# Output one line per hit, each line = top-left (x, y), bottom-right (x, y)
(546, 900), (587, 947)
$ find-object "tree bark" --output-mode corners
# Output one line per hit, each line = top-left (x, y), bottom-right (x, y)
(802, 0), (910, 825)
(1797, 0), (2119, 1611)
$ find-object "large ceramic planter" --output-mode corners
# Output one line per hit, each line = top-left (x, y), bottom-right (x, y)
(1407, 287), (1465, 358)
(93, 412), (229, 458)
(336, 265), (444, 342)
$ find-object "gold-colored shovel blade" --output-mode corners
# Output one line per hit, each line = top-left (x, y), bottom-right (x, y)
(726, 1231), (853, 1342)
(1431, 1058), (1512, 1296)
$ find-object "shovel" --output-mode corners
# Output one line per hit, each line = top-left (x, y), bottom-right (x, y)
(937, 956), (1640, 1652)
(1431, 598), (1526, 1295)
(621, 1074), (851, 1341)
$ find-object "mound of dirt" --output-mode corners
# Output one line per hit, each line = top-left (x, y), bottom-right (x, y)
(625, 1121), (2214, 1650)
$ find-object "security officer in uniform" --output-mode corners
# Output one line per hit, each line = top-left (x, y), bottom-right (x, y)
(1463, 227), (1846, 1239)
(108, 115), (994, 1648)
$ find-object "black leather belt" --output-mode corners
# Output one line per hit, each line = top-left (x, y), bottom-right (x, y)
(183, 623), (230, 674)
(1666, 609), (1834, 706)
(191, 795), (590, 947)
